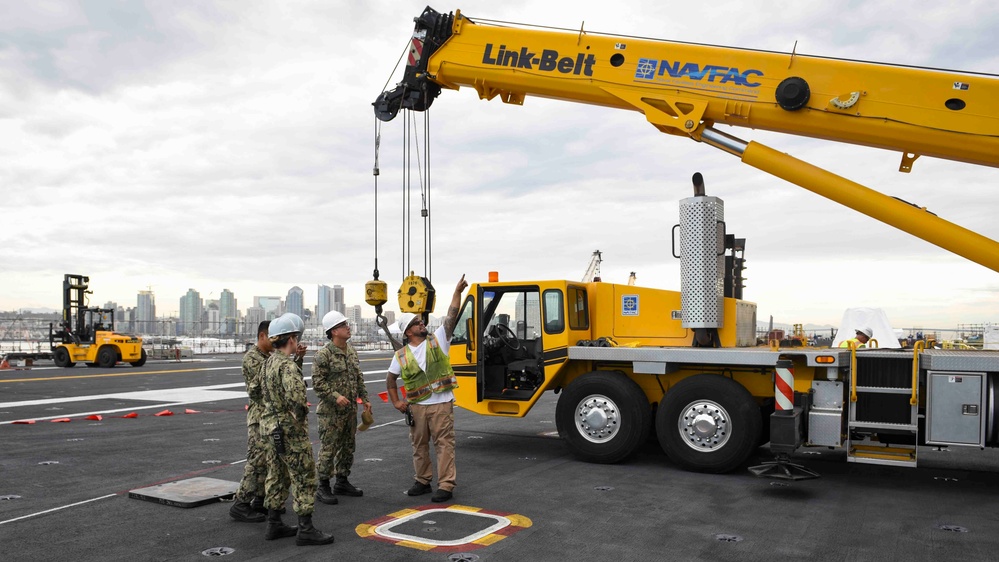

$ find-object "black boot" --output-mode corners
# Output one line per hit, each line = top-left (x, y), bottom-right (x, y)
(264, 509), (298, 540)
(333, 475), (363, 497)
(296, 514), (335, 546)
(250, 496), (267, 515)
(315, 479), (338, 505)
(229, 500), (265, 523)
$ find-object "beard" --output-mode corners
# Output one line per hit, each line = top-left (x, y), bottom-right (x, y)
(417, 326), (429, 337)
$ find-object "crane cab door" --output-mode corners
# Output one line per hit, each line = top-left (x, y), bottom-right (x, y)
(449, 284), (569, 408)
(464, 285), (549, 402)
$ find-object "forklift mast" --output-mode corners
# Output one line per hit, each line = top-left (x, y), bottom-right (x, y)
(61, 274), (115, 344)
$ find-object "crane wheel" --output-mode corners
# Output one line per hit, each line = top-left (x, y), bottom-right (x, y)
(97, 346), (118, 368)
(656, 374), (761, 473)
(555, 371), (651, 464)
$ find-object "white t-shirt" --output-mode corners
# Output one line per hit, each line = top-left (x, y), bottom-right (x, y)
(388, 325), (454, 405)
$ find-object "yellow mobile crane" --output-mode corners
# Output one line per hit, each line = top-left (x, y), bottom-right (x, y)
(374, 8), (999, 476)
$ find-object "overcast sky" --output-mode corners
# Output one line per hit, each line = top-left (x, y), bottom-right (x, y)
(1, 0), (997, 329)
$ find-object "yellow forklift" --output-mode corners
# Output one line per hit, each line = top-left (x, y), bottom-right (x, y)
(49, 274), (146, 368)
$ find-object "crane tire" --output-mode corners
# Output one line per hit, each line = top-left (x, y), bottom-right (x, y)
(555, 371), (651, 464)
(657, 374), (761, 474)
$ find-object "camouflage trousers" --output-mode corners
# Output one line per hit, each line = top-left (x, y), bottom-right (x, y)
(316, 405), (358, 480)
(234, 422), (267, 502)
(263, 432), (317, 516)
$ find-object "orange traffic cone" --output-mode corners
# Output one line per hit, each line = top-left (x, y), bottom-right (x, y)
(154, 410), (173, 417)
(51, 418), (71, 423)
(85, 414), (103, 421)
(12, 419), (35, 424)
(122, 412), (138, 419)
(0, 357), (10, 370)
(184, 408), (200, 414)
(377, 388), (408, 402)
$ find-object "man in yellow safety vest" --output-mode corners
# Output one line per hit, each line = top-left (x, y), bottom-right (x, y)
(385, 275), (467, 503)
(839, 327), (873, 348)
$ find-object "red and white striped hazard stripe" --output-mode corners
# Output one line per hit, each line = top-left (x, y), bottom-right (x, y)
(408, 38), (424, 66)
(774, 360), (794, 412)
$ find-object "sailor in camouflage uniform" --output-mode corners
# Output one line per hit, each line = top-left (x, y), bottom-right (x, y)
(228, 320), (273, 523)
(260, 313), (335, 546)
(312, 311), (372, 504)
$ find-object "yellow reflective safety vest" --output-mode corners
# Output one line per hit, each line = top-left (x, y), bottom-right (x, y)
(395, 333), (458, 403)
(839, 338), (866, 349)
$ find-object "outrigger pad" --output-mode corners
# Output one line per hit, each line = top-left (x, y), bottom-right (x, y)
(128, 477), (238, 508)
(748, 460), (821, 481)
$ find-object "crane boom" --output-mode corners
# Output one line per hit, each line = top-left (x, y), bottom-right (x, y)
(582, 250), (602, 282)
(375, 7), (999, 272)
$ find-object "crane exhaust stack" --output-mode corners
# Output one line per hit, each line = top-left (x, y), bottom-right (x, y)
(677, 178), (725, 330)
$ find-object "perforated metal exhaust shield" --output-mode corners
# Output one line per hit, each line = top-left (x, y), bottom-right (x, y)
(678, 196), (725, 328)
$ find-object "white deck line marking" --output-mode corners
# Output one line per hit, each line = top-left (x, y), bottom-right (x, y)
(0, 494), (117, 526)
(0, 371), (389, 409)
(1, 373), (393, 424)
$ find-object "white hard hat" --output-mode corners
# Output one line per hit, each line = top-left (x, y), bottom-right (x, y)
(857, 327), (873, 338)
(288, 313), (305, 334)
(397, 312), (418, 334)
(269, 313), (303, 339)
(322, 310), (348, 332)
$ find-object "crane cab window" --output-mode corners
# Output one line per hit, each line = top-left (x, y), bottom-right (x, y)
(480, 287), (545, 400)
(543, 289), (564, 334)
(451, 296), (474, 344)
(567, 286), (589, 330)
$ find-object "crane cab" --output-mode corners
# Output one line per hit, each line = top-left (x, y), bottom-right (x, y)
(448, 279), (755, 417)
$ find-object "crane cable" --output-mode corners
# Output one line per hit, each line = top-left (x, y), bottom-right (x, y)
(402, 109), (432, 281)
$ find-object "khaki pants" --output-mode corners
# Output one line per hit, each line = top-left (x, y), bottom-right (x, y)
(410, 401), (456, 492)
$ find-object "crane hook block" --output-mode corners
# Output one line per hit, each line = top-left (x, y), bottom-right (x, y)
(398, 272), (436, 314)
(365, 279), (388, 307)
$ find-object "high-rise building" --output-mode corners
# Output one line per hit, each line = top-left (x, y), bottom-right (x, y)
(286, 286), (304, 318)
(180, 289), (203, 336)
(254, 296), (282, 320)
(136, 290), (156, 335)
(333, 285), (345, 315)
(102, 301), (117, 327)
(205, 302), (220, 335)
(515, 292), (541, 339)
(348, 304), (363, 327)
(318, 284), (333, 319)
(384, 310), (396, 326)
(245, 306), (266, 334)
(220, 289), (237, 336)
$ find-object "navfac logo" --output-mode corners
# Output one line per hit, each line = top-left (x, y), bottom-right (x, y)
(622, 294), (639, 316)
(636, 58), (763, 87)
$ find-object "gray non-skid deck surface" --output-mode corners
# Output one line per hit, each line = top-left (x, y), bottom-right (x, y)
(3, 355), (999, 561)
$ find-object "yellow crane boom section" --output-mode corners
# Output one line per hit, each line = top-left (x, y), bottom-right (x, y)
(428, 13), (999, 168)
(374, 8), (999, 271)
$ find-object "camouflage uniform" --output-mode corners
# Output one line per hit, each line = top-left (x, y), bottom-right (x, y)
(234, 345), (269, 503)
(260, 351), (316, 516)
(313, 341), (368, 480)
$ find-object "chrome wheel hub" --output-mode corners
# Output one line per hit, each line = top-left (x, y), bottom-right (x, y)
(575, 394), (621, 443)
(678, 400), (732, 451)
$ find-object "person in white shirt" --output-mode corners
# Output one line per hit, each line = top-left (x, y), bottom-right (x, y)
(386, 275), (467, 503)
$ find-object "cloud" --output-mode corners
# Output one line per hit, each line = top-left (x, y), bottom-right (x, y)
(1, 0), (997, 330)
